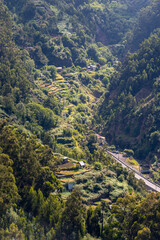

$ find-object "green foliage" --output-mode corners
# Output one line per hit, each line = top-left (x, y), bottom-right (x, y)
(43, 96), (62, 115)
(63, 127), (73, 137)
(0, 2), (30, 112)
(135, 227), (151, 240)
(0, 120), (62, 197)
(0, 154), (20, 214)
(5, 0), (149, 70)
(86, 206), (101, 237)
(150, 131), (160, 150)
(42, 193), (62, 227)
(124, 149), (134, 157)
(99, 30), (160, 161)
(46, 65), (57, 80)
(0, 1), (159, 239)
(26, 102), (59, 130)
(79, 73), (92, 86)
(58, 188), (86, 240)
(0, 120), (64, 238)
(87, 134), (98, 154)
(0, 223), (25, 240)
(87, 46), (99, 62)
(102, 192), (160, 240)
(130, 0), (160, 51)
(94, 162), (102, 171)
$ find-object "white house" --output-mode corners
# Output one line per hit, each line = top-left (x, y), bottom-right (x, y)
(62, 157), (68, 164)
(56, 67), (63, 72)
(79, 161), (85, 168)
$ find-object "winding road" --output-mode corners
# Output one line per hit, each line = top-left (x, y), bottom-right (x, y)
(107, 151), (160, 193)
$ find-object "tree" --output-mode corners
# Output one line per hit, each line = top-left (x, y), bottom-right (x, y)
(86, 205), (101, 237)
(26, 103), (59, 130)
(124, 149), (134, 157)
(94, 162), (102, 171)
(0, 154), (20, 214)
(87, 46), (99, 62)
(135, 227), (151, 240)
(0, 223), (25, 240)
(87, 134), (98, 154)
(43, 96), (62, 115)
(46, 65), (57, 80)
(150, 131), (160, 150)
(42, 193), (62, 228)
(59, 188), (86, 240)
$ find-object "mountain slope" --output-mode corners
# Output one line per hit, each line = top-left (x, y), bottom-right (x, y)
(0, 0), (159, 239)
(4, 0), (151, 67)
(128, 0), (160, 52)
(98, 30), (160, 161)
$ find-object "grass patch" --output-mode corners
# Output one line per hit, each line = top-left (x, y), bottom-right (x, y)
(61, 192), (71, 200)
(58, 168), (89, 177)
(125, 157), (140, 170)
(59, 161), (76, 170)
(90, 1), (105, 11)
(60, 178), (75, 183)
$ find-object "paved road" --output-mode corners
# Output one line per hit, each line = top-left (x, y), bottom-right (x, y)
(107, 151), (160, 193)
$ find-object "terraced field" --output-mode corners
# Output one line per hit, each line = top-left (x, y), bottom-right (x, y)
(36, 73), (70, 96)
(57, 158), (132, 205)
(57, 160), (92, 179)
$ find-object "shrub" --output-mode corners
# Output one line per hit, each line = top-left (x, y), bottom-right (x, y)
(124, 149), (134, 156)
(26, 103), (58, 130)
(94, 162), (102, 170)
(118, 174), (125, 182)
(63, 128), (73, 137)
(93, 183), (102, 193)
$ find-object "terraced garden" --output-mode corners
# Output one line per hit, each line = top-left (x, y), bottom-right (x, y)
(56, 157), (137, 205)
(34, 66), (132, 206)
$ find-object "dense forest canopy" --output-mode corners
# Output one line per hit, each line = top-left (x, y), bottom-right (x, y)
(1, 0), (160, 239)
(98, 25), (160, 162)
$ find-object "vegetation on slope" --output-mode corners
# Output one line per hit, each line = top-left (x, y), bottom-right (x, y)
(98, 30), (160, 166)
(0, 119), (147, 239)
(1, 0), (160, 239)
(128, 0), (160, 52)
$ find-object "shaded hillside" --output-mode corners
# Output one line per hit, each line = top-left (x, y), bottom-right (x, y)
(0, 2), (31, 115)
(98, 30), (160, 161)
(127, 0), (160, 52)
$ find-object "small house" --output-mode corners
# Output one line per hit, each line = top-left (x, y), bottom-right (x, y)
(68, 183), (75, 191)
(56, 67), (63, 72)
(62, 157), (68, 164)
(95, 134), (106, 145)
(87, 65), (96, 71)
(79, 161), (85, 168)
(90, 65), (96, 71)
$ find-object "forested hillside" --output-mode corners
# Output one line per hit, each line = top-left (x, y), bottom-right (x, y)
(1, 0), (160, 239)
(128, 0), (160, 51)
(4, 0), (151, 67)
(98, 26), (160, 163)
